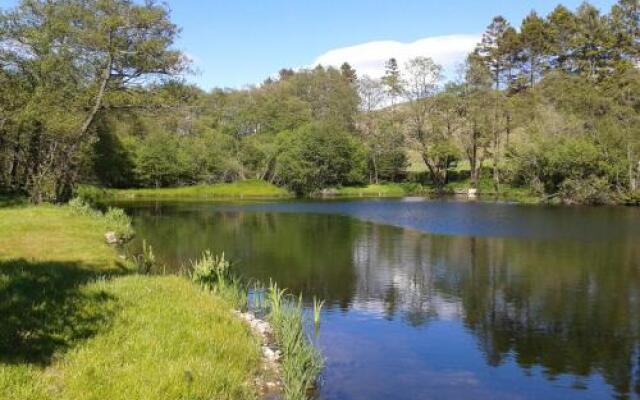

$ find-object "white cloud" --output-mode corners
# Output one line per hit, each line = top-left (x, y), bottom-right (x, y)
(311, 34), (480, 81)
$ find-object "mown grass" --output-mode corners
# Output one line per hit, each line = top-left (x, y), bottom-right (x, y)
(0, 204), (262, 400)
(79, 180), (291, 201)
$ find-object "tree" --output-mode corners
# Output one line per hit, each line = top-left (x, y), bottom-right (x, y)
(402, 57), (451, 186)
(476, 16), (512, 90)
(275, 122), (366, 194)
(546, 5), (578, 72)
(610, 0), (640, 68)
(0, 0), (185, 201)
(382, 58), (403, 105)
(520, 11), (548, 87)
(340, 62), (358, 84)
(573, 3), (615, 80)
(357, 76), (389, 183)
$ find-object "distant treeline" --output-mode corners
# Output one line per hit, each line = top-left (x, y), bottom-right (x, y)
(0, 0), (638, 204)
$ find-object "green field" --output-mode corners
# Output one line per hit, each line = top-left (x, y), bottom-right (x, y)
(0, 205), (261, 400)
(325, 183), (427, 197)
(81, 180), (292, 201)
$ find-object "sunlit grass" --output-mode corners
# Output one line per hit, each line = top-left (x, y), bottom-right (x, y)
(80, 180), (292, 200)
(0, 204), (262, 400)
(328, 183), (426, 197)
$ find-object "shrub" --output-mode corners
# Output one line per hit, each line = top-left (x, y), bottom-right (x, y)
(104, 207), (134, 240)
(68, 197), (97, 216)
(559, 175), (618, 205)
(67, 197), (133, 241)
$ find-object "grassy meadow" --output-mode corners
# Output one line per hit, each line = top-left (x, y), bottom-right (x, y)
(0, 203), (262, 400)
(81, 180), (292, 201)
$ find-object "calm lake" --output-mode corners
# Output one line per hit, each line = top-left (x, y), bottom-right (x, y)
(116, 198), (640, 400)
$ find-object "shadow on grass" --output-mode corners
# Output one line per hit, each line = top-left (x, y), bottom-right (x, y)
(0, 259), (121, 365)
(0, 194), (26, 208)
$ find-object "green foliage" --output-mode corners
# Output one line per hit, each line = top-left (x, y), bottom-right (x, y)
(276, 122), (367, 194)
(313, 297), (325, 328)
(559, 175), (619, 205)
(191, 251), (232, 291)
(67, 198), (133, 241)
(265, 282), (324, 400)
(189, 251), (248, 310)
(131, 240), (156, 274)
(0, 0), (185, 202)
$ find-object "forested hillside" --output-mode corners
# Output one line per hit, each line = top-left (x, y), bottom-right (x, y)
(0, 0), (638, 204)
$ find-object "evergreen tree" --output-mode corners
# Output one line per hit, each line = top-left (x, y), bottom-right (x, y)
(520, 11), (549, 87)
(340, 62), (358, 84)
(546, 5), (578, 72)
(382, 58), (403, 105)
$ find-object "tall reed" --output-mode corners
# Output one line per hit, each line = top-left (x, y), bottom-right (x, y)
(189, 252), (324, 399)
(265, 284), (324, 400)
(312, 296), (325, 328)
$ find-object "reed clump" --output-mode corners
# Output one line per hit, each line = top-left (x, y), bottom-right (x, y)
(188, 254), (324, 400)
(266, 282), (324, 400)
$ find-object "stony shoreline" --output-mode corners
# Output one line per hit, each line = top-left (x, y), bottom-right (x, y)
(234, 310), (284, 399)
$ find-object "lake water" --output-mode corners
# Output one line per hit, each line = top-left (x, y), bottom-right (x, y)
(117, 198), (640, 400)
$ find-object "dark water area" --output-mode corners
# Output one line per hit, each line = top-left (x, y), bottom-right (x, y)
(115, 199), (640, 400)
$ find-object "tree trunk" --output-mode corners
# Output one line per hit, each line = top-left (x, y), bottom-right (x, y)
(54, 54), (113, 202)
(492, 92), (500, 194)
(470, 122), (479, 189)
(628, 143), (637, 192)
(372, 153), (379, 184)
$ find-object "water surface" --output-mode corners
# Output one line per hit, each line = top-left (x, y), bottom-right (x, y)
(118, 199), (640, 400)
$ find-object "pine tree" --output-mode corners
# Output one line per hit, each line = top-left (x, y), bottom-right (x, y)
(476, 16), (511, 90)
(340, 62), (358, 84)
(610, 0), (640, 68)
(520, 11), (548, 87)
(382, 58), (403, 105)
(546, 5), (578, 72)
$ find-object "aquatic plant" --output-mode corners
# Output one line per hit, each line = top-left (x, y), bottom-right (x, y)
(131, 240), (156, 274)
(103, 207), (134, 240)
(190, 251), (247, 310)
(312, 296), (325, 328)
(266, 280), (287, 322)
(269, 296), (324, 400)
(188, 253), (324, 399)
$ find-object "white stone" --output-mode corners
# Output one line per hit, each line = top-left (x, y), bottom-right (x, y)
(105, 231), (118, 244)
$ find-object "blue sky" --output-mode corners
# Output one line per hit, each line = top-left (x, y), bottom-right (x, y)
(0, 0), (619, 89)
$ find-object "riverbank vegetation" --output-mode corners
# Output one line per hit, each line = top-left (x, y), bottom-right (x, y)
(1, 0), (638, 205)
(79, 180), (291, 201)
(0, 203), (264, 399)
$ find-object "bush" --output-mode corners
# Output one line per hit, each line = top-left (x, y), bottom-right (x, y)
(68, 197), (99, 217)
(275, 122), (367, 195)
(67, 197), (133, 241)
(104, 207), (134, 240)
(559, 176), (618, 205)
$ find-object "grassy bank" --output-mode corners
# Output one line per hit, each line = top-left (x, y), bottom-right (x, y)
(320, 180), (538, 203)
(322, 183), (426, 197)
(80, 180), (291, 201)
(0, 204), (261, 399)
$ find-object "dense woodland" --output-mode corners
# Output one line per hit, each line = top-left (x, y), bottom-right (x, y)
(0, 0), (638, 204)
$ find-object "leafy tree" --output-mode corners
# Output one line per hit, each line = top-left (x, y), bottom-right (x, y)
(275, 122), (366, 194)
(0, 0), (185, 201)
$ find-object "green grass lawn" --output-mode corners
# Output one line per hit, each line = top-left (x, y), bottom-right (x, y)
(82, 180), (291, 201)
(327, 183), (427, 197)
(0, 205), (261, 400)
